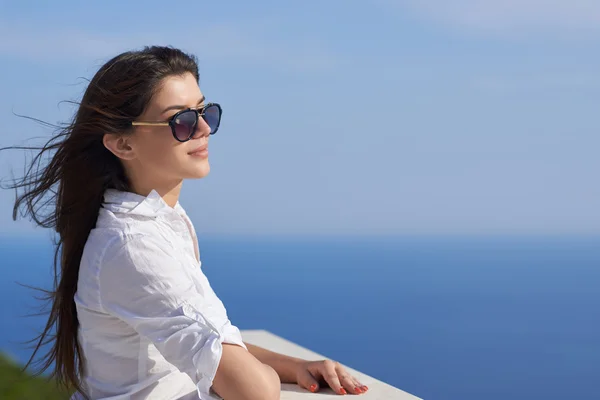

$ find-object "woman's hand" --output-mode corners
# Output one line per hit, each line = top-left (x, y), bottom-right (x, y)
(295, 359), (369, 395)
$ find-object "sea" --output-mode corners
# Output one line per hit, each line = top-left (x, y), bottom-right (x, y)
(0, 235), (598, 400)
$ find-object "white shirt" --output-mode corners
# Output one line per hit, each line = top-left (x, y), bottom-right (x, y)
(74, 188), (246, 400)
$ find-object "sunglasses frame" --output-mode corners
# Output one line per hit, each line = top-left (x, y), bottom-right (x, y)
(131, 102), (222, 142)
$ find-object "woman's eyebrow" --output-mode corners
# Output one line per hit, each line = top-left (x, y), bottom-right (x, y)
(161, 95), (206, 114)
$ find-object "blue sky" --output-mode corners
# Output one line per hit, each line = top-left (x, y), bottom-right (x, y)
(0, 1), (598, 236)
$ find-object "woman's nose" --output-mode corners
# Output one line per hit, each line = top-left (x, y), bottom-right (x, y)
(193, 115), (211, 138)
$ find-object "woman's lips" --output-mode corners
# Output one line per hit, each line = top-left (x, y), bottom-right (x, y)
(188, 145), (208, 158)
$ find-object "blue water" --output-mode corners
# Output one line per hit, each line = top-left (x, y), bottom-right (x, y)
(1, 235), (598, 400)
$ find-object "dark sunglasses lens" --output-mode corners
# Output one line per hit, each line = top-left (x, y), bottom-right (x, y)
(173, 110), (198, 141)
(203, 104), (221, 134)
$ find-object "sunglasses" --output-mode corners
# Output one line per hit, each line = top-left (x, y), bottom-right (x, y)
(131, 103), (222, 142)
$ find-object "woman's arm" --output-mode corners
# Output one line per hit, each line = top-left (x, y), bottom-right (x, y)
(97, 236), (281, 400)
(212, 343), (281, 400)
(245, 342), (369, 396)
(244, 342), (305, 383)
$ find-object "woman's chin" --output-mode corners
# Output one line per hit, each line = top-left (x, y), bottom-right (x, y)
(188, 160), (210, 179)
(194, 160), (210, 179)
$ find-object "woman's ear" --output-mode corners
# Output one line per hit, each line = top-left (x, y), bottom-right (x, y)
(103, 133), (136, 161)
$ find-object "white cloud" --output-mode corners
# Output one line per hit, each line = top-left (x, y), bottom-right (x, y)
(0, 20), (337, 73)
(385, 0), (600, 36)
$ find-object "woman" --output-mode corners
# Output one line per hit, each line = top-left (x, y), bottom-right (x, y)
(3, 46), (368, 399)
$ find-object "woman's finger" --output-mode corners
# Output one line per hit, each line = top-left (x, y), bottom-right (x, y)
(352, 376), (369, 392)
(296, 367), (320, 393)
(334, 364), (366, 395)
(349, 375), (369, 394)
(338, 371), (362, 395)
(321, 360), (346, 395)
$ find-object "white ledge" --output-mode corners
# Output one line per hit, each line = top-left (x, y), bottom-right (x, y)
(241, 330), (422, 400)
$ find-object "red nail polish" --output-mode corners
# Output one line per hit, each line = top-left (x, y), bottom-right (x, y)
(354, 387), (362, 394)
(363, 385), (369, 391)
(310, 384), (317, 392)
(339, 388), (347, 395)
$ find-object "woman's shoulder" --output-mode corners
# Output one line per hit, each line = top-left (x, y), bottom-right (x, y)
(85, 228), (154, 260)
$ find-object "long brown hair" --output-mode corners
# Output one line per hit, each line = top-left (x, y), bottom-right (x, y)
(0, 46), (200, 395)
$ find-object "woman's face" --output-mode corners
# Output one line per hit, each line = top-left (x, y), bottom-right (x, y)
(118, 72), (213, 189)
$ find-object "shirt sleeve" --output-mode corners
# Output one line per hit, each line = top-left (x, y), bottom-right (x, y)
(97, 234), (238, 400)
(221, 320), (246, 349)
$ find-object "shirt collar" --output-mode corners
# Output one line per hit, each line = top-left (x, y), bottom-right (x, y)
(102, 188), (183, 218)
